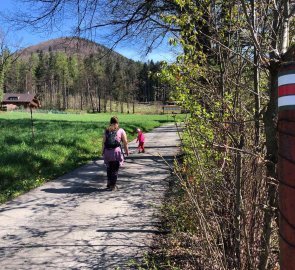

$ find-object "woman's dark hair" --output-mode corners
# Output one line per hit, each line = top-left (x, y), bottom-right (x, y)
(110, 116), (119, 125)
(107, 116), (119, 132)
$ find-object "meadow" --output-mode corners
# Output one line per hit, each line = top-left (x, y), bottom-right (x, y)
(0, 111), (183, 203)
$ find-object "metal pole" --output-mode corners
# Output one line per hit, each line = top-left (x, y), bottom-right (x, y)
(278, 61), (295, 269)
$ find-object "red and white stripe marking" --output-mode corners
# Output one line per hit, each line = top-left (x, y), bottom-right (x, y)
(278, 73), (295, 109)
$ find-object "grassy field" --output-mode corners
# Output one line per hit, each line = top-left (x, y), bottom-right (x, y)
(0, 111), (184, 203)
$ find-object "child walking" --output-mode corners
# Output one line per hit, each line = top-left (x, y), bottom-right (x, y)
(136, 128), (145, 153)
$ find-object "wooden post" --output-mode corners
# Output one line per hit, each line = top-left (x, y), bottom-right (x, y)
(30, 107), (35, 141)
(278, 61), (295, 269)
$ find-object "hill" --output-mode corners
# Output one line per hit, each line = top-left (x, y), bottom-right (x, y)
(20, 37), (129, 61)
(4, 36), (164, 111)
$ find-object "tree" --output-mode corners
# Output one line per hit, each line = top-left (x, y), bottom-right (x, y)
(53, 52), (70, 109)
(67, 55), (79, 108)
(0, 33), (13, 102)
(9, 1), (180, 55)
(159, 1), (295, 269)
(138, 63), (149, 102)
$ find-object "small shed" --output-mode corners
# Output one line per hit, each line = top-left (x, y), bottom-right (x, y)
(1, 93), (41, 110)
(162, 101), (182, 114)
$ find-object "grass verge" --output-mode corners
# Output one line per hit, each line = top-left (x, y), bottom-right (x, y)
(127, 173), (201, 270)
(0, 111), (185, 203)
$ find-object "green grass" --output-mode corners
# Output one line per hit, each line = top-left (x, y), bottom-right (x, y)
(0, 111), (184, 203)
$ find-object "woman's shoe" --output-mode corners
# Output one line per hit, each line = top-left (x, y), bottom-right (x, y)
(111, 186), (118, 191)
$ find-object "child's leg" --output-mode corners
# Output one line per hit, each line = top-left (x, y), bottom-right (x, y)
(138, 142), (144, 153)
(138, 143), (141, 153)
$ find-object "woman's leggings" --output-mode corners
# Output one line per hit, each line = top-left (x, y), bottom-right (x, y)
(107, 161), (120, 187)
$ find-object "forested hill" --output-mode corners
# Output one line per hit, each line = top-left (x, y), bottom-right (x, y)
(20, 37), (125, 60)
(4, 37), (168, 112)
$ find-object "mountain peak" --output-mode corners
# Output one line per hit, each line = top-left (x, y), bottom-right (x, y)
(20, 37), (119, 59)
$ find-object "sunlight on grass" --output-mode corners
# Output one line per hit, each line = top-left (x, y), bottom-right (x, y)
(0, 111), (185, 203)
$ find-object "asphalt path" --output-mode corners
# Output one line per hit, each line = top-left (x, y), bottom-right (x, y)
(0, 123), (182, 270)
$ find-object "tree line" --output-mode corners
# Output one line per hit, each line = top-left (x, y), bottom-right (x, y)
(1, 40), (168, 112)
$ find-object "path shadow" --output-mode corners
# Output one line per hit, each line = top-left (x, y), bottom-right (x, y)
(0, 123), (181, 269)
(41, 187), (108, 194)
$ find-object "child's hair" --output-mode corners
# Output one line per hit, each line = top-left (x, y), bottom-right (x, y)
(136, 128), (141, 132)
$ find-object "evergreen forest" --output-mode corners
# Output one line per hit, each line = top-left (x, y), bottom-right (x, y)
(3, 37), (168, 112)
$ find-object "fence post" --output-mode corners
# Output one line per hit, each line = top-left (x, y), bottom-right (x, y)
(30, 107), (35, 141)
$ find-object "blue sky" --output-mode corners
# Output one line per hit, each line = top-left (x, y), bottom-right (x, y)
(0, 0), (177, 62)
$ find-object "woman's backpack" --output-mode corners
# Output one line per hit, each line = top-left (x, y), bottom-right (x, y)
(105, 129), (121, 149)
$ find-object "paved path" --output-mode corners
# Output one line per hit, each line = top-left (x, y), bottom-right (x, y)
(0, 123), (181, 270)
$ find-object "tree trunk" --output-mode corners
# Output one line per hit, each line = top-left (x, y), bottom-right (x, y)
(104, 94), (107, 113)
(98, 94), (101, 113)
(234, 124), (244, 269)
(80, 90), (83, 111)
(251, 0), (260, 147)
(259, 63), (279, 270)
(281, 0), (290, 54)
(254, 50), (260, 146)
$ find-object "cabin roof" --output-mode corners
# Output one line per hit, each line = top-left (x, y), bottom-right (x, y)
(3, 93), (36, 103)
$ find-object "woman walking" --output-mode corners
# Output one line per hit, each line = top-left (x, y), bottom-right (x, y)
(102, 116), (129, 190)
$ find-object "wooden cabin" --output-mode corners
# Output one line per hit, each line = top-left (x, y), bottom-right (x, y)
(1, 93), (41, 110)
